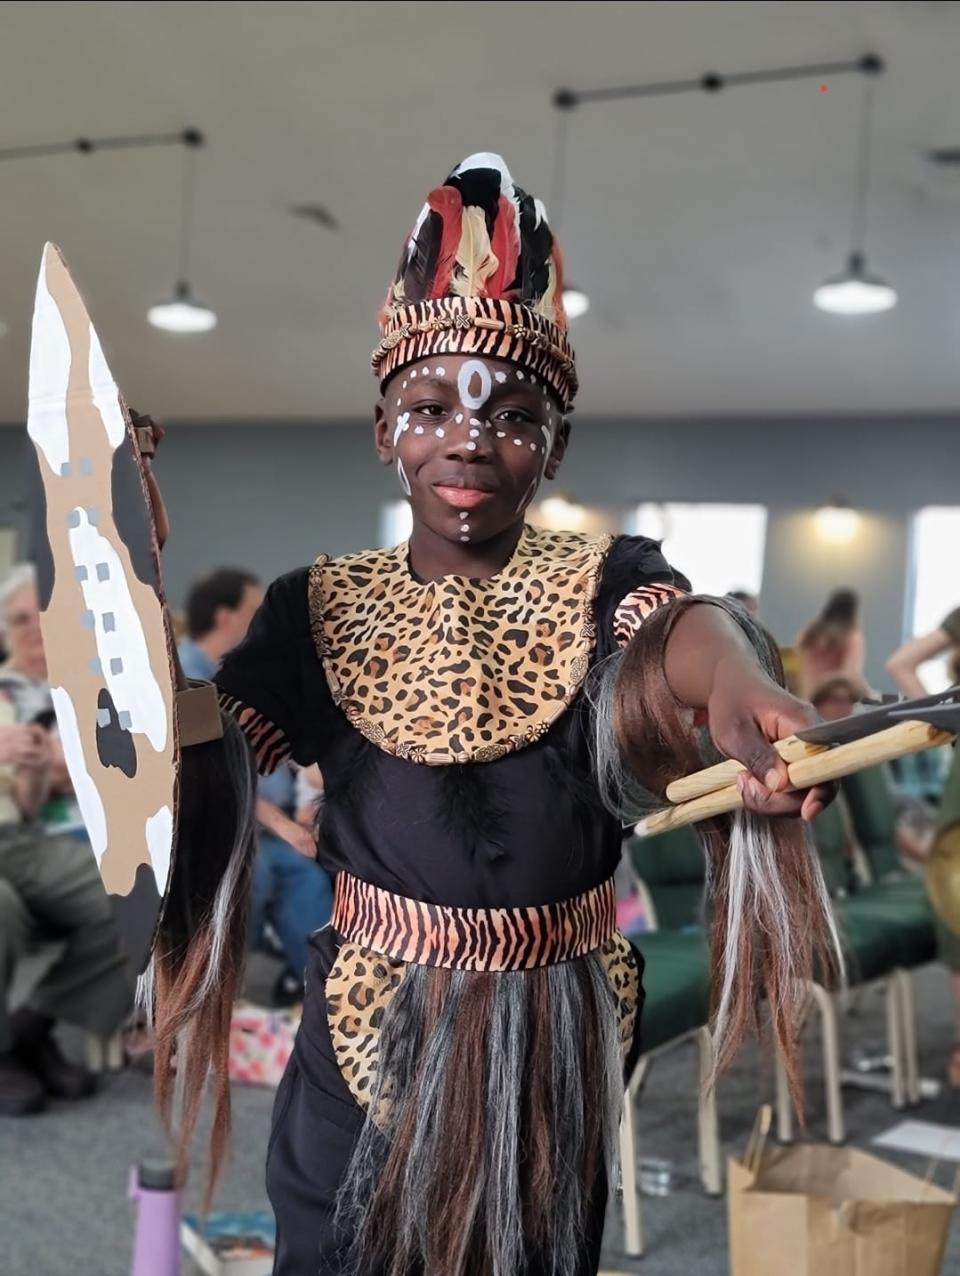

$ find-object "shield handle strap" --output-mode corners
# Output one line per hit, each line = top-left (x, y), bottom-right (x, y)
(177, 681), (223, 747)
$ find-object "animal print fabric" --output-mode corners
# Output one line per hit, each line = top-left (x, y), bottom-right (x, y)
(325, 931), (640, 1115)
(612, 582), (688, 648)
(332, 871), (617, 972)
(308, 526), (613, 765)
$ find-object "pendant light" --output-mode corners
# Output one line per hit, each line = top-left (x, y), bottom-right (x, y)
(550, 96), (590, 321)
(148, 130), (217, 334)
(814, 74), (896, 316)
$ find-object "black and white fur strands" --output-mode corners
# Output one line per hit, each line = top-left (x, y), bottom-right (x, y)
(588, 595), (844, 1105)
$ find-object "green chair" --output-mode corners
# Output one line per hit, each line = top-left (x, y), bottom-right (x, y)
(618, 832), (718, 1257)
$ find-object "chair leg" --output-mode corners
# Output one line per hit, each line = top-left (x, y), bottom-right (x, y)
(85, 1033), (106, 1074)
(896, 970), (920, 1107)
(774, 1047), (794, 1144)
(886, 976), (907, 1110)
(619, 1083), (644, 1258)
(808, 982), (845, 1144)
(696, 1027), (722, 1196)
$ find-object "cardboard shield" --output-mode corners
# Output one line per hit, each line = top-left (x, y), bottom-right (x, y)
(26, 243), (179, 973)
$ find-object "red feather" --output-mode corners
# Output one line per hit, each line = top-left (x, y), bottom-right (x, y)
(486, 194), (521, 300)
(426, 186), (464, 298)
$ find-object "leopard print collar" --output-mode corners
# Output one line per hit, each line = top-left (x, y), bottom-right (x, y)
(308, 525), (613, 765)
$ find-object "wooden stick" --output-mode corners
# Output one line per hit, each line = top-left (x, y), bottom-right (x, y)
(665, 736), (828, 803)
(641, 719), (952, 836)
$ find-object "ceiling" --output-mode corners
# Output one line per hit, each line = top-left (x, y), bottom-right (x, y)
(3, 0), (960, 422)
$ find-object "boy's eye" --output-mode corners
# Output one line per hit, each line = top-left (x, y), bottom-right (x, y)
(496, 409), (536, 426)
(414, 402), (447, 418)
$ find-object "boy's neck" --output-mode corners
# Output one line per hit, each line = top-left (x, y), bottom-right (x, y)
(408, 519), (525, 583)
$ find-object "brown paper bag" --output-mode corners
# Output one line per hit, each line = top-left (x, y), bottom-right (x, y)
(728, 1108), (957, 1276)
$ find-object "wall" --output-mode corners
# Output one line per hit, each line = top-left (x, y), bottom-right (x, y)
(2, 415), (956, 689)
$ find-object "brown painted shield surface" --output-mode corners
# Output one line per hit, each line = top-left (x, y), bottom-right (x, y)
(26, 243), (179, 972)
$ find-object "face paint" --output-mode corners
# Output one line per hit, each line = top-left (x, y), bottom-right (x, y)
(393, 411), (410, 447)
(494, 371), (507, 383)
(457, 359), (493, 411)
(397, 457), (411, 496)
(436, 367), (446, 377)
(435, 427), (445, 438)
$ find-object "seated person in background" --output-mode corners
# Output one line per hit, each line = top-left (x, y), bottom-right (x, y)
(251, 762), (333, 1007)
(796, 588), (868, 700)
(178, 569), (331, 1006)
(0, 565), (134, 1116)
(886, 606), (960, 700)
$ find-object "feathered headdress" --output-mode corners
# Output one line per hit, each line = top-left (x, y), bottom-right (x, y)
(371, 153), (578, 410)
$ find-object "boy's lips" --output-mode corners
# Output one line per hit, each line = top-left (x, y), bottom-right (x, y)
(434, 485), (495, 510)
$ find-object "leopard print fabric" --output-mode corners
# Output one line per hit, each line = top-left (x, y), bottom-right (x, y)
(326, 933), (640, 1115)
(308, 525), (613, 765)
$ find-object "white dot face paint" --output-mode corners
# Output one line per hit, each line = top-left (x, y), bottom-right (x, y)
(459, 511), (469, 520)
(513, 438), (523, 446)
(421, 367), (430, 376)
(436, 367), (446, 377)
(435, 428), (445, 438)
(396, 399), (401, 406)
(529, 443), (537, 450)
(402, 381), (408, 389)
(469, 417), (482, 426)
(414, 425), (424, 434)
(496, 431), (506, 438)
(516, 370), (525, 380)
(411, 370), (417, 379)
(466, 441), (477, 450)
(457, 359), (493, 411)
(494, 371), (507, 384)
(396, 457), (411, 496)
(392, 411), (411, 447)
(455, 414), (464, 424)
(469, 429), (480, 438)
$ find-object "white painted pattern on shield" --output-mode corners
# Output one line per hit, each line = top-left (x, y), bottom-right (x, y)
(50, 685), (108, 863)
(67, 509), (168, 752)
(145, 804), (174, 893)
(27, 256), (72, 474)
(87, 323), (126, 448)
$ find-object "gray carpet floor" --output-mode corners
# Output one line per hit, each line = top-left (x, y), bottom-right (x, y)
(2, 958), (959, 1276)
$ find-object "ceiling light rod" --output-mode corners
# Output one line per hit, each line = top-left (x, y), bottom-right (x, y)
(0, 126), (204, 164)
(554, 52), (883, 110)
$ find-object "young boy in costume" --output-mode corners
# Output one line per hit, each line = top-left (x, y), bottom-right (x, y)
(146, 153), (836, 1276)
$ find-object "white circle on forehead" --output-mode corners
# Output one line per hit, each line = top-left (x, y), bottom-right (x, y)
(457, 359), (493, 410)
(494, 371), (507, 383)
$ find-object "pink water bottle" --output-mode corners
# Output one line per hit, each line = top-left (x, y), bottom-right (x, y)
(129, 1160), (181, 1276)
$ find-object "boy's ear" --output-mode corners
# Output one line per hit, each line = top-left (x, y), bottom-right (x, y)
(374, 401), (393, 465)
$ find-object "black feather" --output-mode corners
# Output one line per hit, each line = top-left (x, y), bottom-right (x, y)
(438, 764), (508, 862)
(401, 208), (443, 303)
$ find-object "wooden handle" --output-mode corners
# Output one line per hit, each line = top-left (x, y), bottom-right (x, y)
(665, 736), (828, 804)
(642, 719), (952, 837)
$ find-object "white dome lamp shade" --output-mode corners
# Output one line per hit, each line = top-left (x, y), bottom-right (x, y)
(148, 281), (217, 333)
(147, 132), (216, 335)
(814, 68), (896, 318)
(562, 286), (590, 320)
(814, 250), (897, 316)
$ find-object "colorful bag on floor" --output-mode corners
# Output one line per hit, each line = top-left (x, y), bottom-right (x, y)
(728, 1107), (958, 1276)
(227, 1002), (300, 1088)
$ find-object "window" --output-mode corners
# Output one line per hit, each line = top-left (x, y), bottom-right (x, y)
(380, 500), (413, 547)
(629, 503), (767, 597)
(908, 507), (960, 691)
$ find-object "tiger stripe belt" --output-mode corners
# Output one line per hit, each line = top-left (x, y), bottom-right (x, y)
(331, 871), (617, 972)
